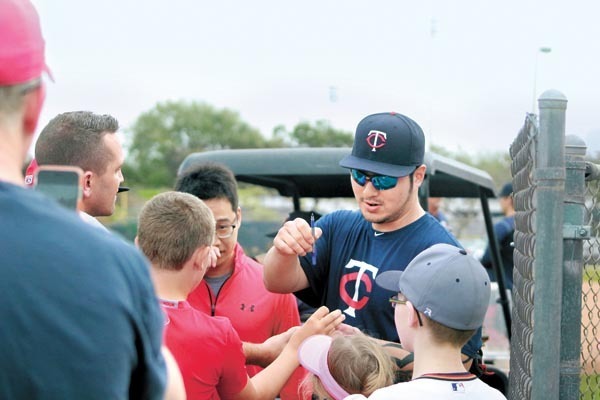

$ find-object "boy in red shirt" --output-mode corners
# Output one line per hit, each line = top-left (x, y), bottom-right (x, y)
(137, 191), (345, 399)
(175, 162), (306, 398)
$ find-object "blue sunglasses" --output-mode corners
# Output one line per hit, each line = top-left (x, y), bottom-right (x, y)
(350, 169), (399, 191)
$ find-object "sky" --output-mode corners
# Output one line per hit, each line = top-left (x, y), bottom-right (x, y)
(31, 0), (600, 157)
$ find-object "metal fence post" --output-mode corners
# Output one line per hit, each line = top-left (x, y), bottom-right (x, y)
(560, 135), (587, 398)
(531, 90), (567, 400)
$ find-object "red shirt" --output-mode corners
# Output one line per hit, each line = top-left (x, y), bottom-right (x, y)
(188, 243), (305, 400)
(161, 300), (248, 400)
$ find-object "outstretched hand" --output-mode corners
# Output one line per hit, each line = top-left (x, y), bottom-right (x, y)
(289, 306), (345, 348)
(334, 323), (362, 336)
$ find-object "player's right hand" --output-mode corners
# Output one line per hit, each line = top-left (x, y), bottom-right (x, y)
(273, 218), (322, 256)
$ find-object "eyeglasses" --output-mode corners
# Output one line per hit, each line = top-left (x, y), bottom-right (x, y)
(215, 217), (237, 239)
(389, 295), (407, 308)
(19, 78), (42, 95)
(351, 169), (399, 191)
(389, 295), (423, 326)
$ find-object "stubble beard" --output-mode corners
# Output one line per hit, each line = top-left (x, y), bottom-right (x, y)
(361, 181), (414, 225)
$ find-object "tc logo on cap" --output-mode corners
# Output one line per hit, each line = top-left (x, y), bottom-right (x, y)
(366, 130), (387, 152)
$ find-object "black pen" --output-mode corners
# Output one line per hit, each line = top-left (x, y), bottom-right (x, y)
(311, 212), (317, 266)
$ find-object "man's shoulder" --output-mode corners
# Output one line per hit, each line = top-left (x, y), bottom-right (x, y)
(235, 248), (263, 272)
(234, 251), (297, 301)
(196, 313), (242, 347)
(371, 378), (506, 400)
(411, 214), (460, 247)
(168, 303), (235, 335)
(8, 186), (149, 279)
(496, 216), (515, 233)
(369, 382), (417, 399)
(320, 209), (368, 231)
(369, 379), (447, 399)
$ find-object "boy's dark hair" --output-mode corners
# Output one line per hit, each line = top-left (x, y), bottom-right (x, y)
(174, 162), (239, 210)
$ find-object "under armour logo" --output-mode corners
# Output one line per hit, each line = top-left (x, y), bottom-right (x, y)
(366, 130), (387, 152)
(424, 307), (432, 317)
(240, 304), (256, 312)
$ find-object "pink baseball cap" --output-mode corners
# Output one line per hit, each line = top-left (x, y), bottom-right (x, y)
(298, 335), (350, 400)
(0, 0), (52, 85)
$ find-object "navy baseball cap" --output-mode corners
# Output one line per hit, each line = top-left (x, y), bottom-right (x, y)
(499, 182), (513, 198)
(339, 112), (425, 177)
(375, 244), (491, 330)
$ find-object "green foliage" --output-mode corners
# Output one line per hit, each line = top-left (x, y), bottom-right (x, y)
(581, 374), (600, 399)
(273, 120), (353, 147)
(584, 265), (600, 283)
(430, 144), (512, 189)
(124, 101), (268, 187)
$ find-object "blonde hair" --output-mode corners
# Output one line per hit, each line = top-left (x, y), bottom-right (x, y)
(301, 334), (395, 399)
(137, 191), (215, 270)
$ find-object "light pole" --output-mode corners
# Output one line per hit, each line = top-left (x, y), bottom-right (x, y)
(532, 47), (552, 112)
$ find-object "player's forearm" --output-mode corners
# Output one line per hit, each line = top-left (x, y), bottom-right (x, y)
(248, 346), (298, 400)
(242, 342), (272, 368)
(262, 247), (307, 293)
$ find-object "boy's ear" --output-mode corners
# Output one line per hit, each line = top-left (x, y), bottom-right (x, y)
(192, 246), (211, 270)
(406, 301), (420, 328)
(23, 84), (45, 136)
(134, 236), (139, 247)
(81, 171), (93, 198)
(236, 206), (242, 228)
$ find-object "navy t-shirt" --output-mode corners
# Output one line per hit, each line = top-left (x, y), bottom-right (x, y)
(481, 215), (515, 290)
(296, 210), (482, 359)
(0, 182), (166, 399)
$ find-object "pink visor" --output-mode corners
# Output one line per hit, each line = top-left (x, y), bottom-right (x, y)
(298, 335), (350, 400)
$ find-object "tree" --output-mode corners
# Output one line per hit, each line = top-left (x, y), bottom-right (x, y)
(272, 120), (353, 147)
(429, 144), (512, 188)
(124, 101), (269, 187)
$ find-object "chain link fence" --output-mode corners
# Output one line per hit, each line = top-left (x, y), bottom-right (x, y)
(506, 90), (600, 399)
(508, 113), (537, 399)
(581, 171), (600, 398)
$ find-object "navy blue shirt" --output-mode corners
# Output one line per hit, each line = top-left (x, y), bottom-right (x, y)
(296, 210), (482, 359)
(481, 215), (515, 290)
(0, 182), (165, 399)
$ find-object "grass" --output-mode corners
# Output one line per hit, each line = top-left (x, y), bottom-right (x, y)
(581, 374), (600, 399)
(584, 266), (600, 284)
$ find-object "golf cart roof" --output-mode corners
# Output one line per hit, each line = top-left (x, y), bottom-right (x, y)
(178, 147), (496, 199)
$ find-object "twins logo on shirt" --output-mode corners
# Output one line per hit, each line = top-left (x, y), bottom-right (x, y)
(339, 259), (379, 317)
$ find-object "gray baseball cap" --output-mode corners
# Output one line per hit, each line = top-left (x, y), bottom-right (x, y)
(375, 243), (491, 330)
